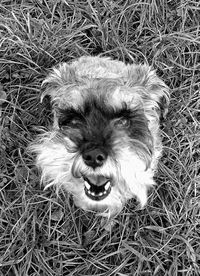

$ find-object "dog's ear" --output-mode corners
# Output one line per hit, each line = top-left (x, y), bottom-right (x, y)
(126, 64), (170, 120)
(41, 63), (77, 106)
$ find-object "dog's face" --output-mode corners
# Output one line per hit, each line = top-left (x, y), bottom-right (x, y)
(31, 56), (169, 217)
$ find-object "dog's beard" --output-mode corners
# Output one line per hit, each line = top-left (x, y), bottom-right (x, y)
(31, 131), (156, 218)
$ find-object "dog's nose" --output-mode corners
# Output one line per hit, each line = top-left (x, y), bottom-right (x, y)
(82, 148), (107, 168)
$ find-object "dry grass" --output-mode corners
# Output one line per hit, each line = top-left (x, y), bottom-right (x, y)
(0, 0), (200, 275)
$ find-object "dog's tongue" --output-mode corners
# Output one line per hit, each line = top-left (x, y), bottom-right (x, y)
(86, 175), (109, 186)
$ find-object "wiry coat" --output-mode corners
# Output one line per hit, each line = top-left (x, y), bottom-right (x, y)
(31, 56), (169, 217)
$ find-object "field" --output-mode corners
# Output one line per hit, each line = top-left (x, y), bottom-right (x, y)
(0, 0), (200, 275)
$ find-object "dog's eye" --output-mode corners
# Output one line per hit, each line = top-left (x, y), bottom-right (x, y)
(58, 108), (84, 129)
(116, 118), (130, 127)
(69, 118), (81, 126)
(60, 118), (81, 129)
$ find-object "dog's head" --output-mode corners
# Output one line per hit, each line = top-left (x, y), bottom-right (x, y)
(31, 56), (169, 217)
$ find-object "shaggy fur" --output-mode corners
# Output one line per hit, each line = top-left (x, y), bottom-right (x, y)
(31, 56), (169, 218)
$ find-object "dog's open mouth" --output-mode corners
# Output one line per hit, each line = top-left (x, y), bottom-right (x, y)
(83, 175), (111, 201)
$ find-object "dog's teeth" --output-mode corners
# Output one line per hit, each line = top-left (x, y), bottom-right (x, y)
(105, 181), (110, 190)
(84, 181), (91, 190)
(84, 178), (112, 199)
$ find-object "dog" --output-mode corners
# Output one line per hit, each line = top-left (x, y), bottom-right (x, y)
(31, 56), (169, 219)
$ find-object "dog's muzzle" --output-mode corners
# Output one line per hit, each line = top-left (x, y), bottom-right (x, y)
(83, 175), (111, 201)
(81, 147), (111, 201)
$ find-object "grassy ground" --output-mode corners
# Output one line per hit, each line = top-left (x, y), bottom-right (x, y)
(0, 0), (200, 275)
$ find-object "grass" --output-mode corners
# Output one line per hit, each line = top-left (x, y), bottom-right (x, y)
(0, 0), (200, 275)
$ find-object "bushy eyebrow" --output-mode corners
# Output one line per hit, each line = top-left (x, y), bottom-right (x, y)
(59, 107), (83, 117)
(113, 106), (133, 119)
(58, 102), (136, 125)
(81, 98), (133, 118)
